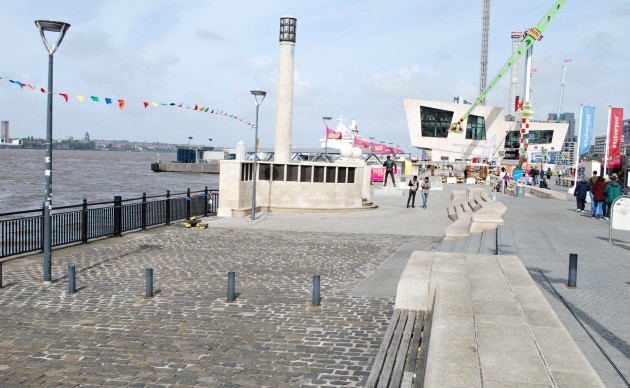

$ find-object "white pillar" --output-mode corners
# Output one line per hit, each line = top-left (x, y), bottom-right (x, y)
(274, 40), (296, 164)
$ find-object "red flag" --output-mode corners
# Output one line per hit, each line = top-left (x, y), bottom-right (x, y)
(40, 88), (46, 93)
(118, 100), (125, 111)
(194, 105), (198, 110)
(326, 128), (342, 139)
(143, 102), (149, 108)
(608, 107), (624, 158)
(59, 93), (69, 102)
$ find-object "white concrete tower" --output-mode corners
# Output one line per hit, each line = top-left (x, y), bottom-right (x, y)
(274, 17), (297, 164)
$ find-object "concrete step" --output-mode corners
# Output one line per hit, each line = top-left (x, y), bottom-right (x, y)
(451, 237), (468, 253)
(437, 238), (456, 252)
(464, 233), (482, 253)
(497, 225), (518, 256)
(480, 228), (497, 255)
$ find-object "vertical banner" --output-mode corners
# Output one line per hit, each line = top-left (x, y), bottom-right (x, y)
(579, 106), (595, 155)
(608, 107), (624, 158)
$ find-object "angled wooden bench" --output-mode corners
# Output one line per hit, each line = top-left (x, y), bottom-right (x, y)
(366, 309), (425, 388)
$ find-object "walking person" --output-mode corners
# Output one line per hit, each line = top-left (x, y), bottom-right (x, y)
(420, 177), (431, 208)
(407, 176), (419, 208)
(574, 177), (589, 212)
(603, 173), (623, 220)
(587, 170), (598, 212)
(590, 176), (606, 219)
(546, 167), (552, 180)
(383, 155), (396, 187)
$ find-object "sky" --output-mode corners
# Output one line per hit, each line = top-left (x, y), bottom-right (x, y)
(1, 0), (628, 155)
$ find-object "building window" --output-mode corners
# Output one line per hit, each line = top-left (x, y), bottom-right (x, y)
(420, 106), (452, 138)
(347, 167), (355, 183)
(466, 115), (486, 140)
(272, 164), (285, 181)
(259, 164), (271, 181)
(300, 166), (312, 182)
(504, 131), (520, 149)
(314, 166), (325, 182)
(287, 165), (298, 181)
(504, 130), (555, 148)
(326, 167), (336, 183)
(338, 167), (347, 183)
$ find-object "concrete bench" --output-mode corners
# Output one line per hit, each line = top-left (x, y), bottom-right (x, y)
(366, 309), (425, 387)
(469, 202), (507, 233)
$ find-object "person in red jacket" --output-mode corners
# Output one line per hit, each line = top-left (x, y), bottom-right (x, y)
(590, 176), (607, 219)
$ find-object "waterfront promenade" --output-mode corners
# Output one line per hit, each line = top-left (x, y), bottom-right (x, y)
(1, 183), (629, 386)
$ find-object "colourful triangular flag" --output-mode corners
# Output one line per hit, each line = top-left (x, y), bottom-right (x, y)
(143, 102), (149, 108)
(105, 98), (112, 105)
(91, 96), (99, 102)
(118, 100), (125, 111)
(76, 95), (85, 102)
(59, 93), (69, 102)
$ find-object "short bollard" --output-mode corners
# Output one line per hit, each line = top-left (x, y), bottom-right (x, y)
(312, 275), (321, 306)
(68, 264), (76, 293)
(568, 253), (578, 288)
(227, 271), (236, 302)
(145, 268), (154, 297)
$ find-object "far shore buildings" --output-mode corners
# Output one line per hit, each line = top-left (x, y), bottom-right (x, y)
(403, 99), (569, 166)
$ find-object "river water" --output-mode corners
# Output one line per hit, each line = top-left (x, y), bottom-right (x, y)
(0, 149), (218, 214)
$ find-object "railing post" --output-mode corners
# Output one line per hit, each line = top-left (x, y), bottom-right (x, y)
(165, 190), (171, 225)
(204, 186), (209, 217)
(142, 192), (147, 230)
(68, 264), (76, 293)
(186, 188), (191, 220)
(41, 204), (46, 252)
(81, 198), (88, 244)
(113, 196), (122, 237)
(0, 261), (3, 288)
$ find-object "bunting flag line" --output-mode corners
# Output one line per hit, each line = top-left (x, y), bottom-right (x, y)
(2, 75), (256, 128)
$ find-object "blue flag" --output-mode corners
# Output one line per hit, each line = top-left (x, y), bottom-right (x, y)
(579, 106), (595, 155)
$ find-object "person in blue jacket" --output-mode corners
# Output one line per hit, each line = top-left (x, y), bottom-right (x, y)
(574, 177), (589, 212)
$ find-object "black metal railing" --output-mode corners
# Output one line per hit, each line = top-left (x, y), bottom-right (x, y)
(0, 187), (219, 259)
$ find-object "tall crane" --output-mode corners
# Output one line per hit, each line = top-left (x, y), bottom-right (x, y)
(479, 0), (491, 106)
(450, 0), (568, 133)
(508, 31), (523, 116)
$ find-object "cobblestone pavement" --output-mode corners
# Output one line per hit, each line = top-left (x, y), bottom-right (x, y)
(0, 221), (439, 387)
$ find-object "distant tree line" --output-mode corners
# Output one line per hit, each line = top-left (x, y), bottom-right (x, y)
(21, 138), (96, 150)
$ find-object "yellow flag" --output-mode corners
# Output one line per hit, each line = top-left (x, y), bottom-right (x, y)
(152, 102), (158, 107)
(76, 94), (85, 102)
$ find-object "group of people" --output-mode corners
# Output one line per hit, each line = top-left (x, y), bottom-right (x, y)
(573, 170), (624, 220)
(406, 175), (431, 208)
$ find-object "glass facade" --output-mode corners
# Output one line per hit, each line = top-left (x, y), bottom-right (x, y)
(466, 115), (486, 140)
(504, 130), (554, 148)
(420, 106), (452, 138)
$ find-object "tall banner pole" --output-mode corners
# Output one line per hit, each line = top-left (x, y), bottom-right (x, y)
(603, 106), (611, 176)
(570, 104), (583, 193)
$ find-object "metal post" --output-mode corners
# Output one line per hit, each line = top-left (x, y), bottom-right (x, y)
(43, 53), (54, 284)
(141, 192), (147, 230)
(203, 186), (209, 216)
(165, 190), (171, 225)
(568, 253), (577, 288)
(312, 275), (321, 306)
(251, 104), (260, 221)
(81, 198), (88, 243)
(186, 188), (191, 220)
(113, 196), (122, 237)
(68, 264), (76, 293)
(227, 271), (236, 302)
(0, 261), (3, 288)
(146, 268), (153, 297)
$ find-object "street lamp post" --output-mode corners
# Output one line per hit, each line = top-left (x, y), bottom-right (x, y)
(322, 116), (332, 160)
(250, 90), (266, 221)
(35, 20), (70, 284)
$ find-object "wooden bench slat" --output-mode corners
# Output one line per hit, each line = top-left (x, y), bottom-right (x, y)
(366, 309), (403, 387)
(377, 310), (410, 388)
(389, 310), (417, 387)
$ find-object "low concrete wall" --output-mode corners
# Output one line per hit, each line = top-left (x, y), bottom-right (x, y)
(153, 162), (219, 174)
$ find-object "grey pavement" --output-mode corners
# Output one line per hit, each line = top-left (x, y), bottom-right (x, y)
(0, 182), (629, 386)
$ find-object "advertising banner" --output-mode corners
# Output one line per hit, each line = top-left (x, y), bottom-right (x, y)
(579, 106), (595, 155)
(353, 138), (371, 149)
(326, 128), (342, 139)
(608, 107), (624, 158)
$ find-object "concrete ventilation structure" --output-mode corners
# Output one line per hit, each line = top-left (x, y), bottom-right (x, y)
(0, 121), (8, 143)
(273, 16), (297, 164)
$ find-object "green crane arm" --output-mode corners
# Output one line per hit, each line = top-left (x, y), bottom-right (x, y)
(449, 0), (568, 132)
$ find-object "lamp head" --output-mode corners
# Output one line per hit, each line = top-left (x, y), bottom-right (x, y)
(250, 90), (266, 106)
(279, 17), (297, 43)
(35, 20), (70, 55)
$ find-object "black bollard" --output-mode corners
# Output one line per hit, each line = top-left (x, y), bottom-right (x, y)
(568, 253), (578, 288)
(312, 275), (321, 306)
(227, 271), (236, 302)
(146, 268), (154, 297)
(68, 264), (76, 293)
